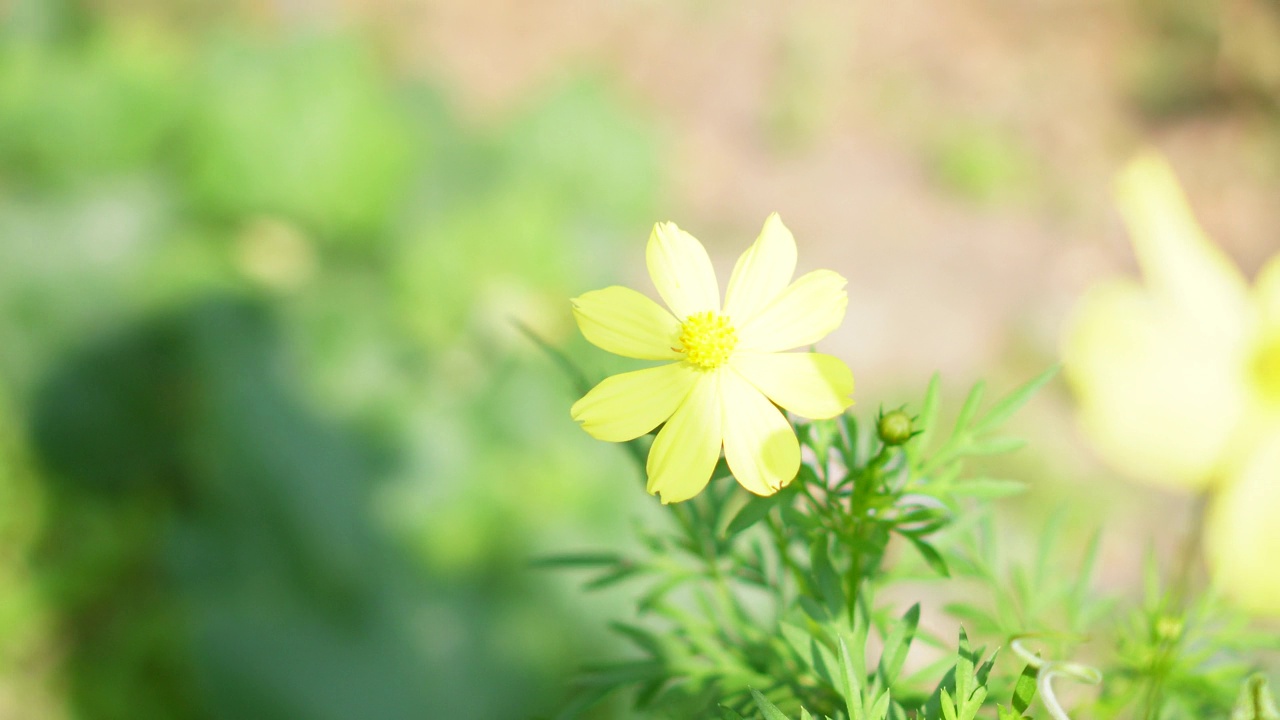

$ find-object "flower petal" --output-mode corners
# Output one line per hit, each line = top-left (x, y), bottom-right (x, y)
(1062, 279), (1247, 489)
(571, 362), (700, 442)
(1205, 437), (1280, 615)
(646, 373), (723, 504)
(1116, 152), (1251, 345)
(1255, 252), (1280, 322)
(646, 222), (720, 319)
(720, 369), (801, 496)
(731, 352), (854, 419)
(723, 213), (798, 325)
(736, 270), (848, 352)
(571, 286), (682, 360)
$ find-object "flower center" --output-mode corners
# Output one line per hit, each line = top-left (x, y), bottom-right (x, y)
(677, 311), (738, 370)
(1252, 333), (1280, 405)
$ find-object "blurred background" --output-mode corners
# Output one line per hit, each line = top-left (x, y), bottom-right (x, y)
(0, 0), (1278, 717)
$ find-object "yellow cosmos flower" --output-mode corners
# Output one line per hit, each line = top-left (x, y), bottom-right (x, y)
(570, 213), (855, 504)
(1062, 151), (1280, 614)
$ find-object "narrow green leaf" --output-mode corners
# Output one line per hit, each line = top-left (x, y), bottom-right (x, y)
(906, 536), (951, 577)
(962, 436), (1026, 456)
(516, 320), (594, 396)
(838, 413), (860, 470)
(1011, 663), (1038, 714)
(878, 603), (920, 686)
(962, 687), (988, 720)
(975, 650), (997, 686)
(948, 478), (1028, 499)
(996, 704), (1027, 720)
(529, 552), (623, 568)
(800, 708), (814, 720)
(553, 682), (618, 719)
(811, 637), (841, 690)
(608, 622), (663, 657)
(750, 689), (792, 720)
(940, 687), (958, 720)
(781, 623), (819, 671)
(869, 687), (892, 720)
(955, 629), (975, 702)
(953, 380), (987, 436)
(838, 636), (866, 720)
(724, 491), (782, 538)
(974, 365), (1057, 434)
(810, 537), (846, 616)
(1232, 674), (1280, 720)
(584, 564), (644, 590)
(906, 373), (941, 462)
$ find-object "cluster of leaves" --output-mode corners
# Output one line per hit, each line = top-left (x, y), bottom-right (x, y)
(542, 370), (1280, 720)
(0, 3), (664, 719)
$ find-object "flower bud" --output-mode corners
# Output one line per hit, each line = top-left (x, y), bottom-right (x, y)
(877, 409), (914, 446)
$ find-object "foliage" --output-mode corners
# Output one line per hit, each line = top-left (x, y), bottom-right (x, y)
(543, 369), (1279, 719)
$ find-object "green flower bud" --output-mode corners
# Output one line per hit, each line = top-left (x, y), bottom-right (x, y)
(877, 409), (914, 446)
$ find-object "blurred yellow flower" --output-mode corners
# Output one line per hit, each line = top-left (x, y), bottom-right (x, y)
(571, 214), (855, 504)
(1063, 152), (1280, 614)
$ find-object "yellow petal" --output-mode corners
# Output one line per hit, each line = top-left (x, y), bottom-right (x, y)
(571, 286), (682, 360)
(646, 222), (720, 320)
(1255, 252), (1280, 321)
(723, 213), (798, 325)
(1062, 279), (1247, 489)
(1205, 436), (1280, 615)
(720, 369), (801, 496)
(736, 270), (848, 352)
(646, 373), (723, 504)
(730, 352), (853, 419)
(571, 362), (699, 442)
(1115, 152), (1251, 344)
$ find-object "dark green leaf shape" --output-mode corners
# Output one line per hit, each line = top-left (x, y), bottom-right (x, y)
(725, 491), (783, 538)
(1011, 663), (1038, 714)
(751, 688), (793, 720)
(973, 366), (1057, 434)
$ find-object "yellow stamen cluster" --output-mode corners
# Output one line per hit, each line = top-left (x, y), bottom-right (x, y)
(677, 311), (738, 370)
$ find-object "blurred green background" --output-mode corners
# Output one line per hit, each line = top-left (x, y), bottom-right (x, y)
(1, 0), (1279, 718)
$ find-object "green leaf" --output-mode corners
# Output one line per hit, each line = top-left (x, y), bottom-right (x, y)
(947, 478), (1027, 499)
(940, 687), (958, 720)
(1011, 663), (1038, 714)
(1232, 674), (1280, 720)
(996, 704), (1027, 720)
(906, 536), (950, 577)
(962, 436), (1026, 456)
(529, 552), (622, 568)
(837, 414), (860, 471)
(953, 381), (987, 436)
(877, 603), (920, 687)
(515, 320), (593, 396)
(751, 688), (792, 720)
(724, 491), (782, 538)
(810, 537), (846, 617)
(608, 622), (662, 657)
(906, 373), (941, 463)
(838, 635), (866, 720)
(869, 687), (892, 720)
(973, 366), (1057, 434)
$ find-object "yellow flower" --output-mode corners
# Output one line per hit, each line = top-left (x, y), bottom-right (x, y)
(570, 214), (855, 504)
(1062, 152), (1280, 614)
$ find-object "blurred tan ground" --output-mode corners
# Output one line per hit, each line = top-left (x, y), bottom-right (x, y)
(318, 0), (1280, 586)
(332, 0), (1280, 379)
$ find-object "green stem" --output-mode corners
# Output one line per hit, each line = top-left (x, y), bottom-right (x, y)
(1141, 487), (1212, 720)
